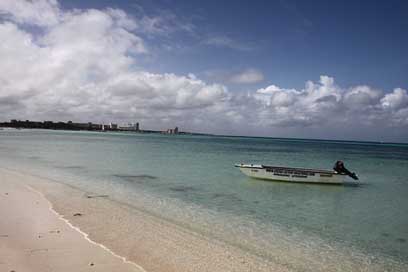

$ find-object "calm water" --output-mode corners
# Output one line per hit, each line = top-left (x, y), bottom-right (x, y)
(1, 129), (408, 267)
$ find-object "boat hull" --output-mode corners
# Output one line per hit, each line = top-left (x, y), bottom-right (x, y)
(236, 164), (347, 184)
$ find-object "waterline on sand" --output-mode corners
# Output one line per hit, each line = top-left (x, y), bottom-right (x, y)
(25, 184), (147, 272)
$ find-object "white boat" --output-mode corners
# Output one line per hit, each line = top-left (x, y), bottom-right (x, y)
(235, 163), (357, 184)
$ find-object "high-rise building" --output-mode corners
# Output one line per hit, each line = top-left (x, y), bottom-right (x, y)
(109, 123), (118, 129)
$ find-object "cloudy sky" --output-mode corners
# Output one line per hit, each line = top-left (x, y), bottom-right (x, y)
(0, 0), (407, 142)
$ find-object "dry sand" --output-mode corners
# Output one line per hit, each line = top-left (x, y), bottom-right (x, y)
(0, 169), (145, 272)
(0, 168), (289, 272)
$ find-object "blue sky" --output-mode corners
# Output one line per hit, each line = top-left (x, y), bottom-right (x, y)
(0, 0), (407, 141)
(60, 0), (408, 91)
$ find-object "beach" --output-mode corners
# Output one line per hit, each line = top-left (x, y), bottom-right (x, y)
(0, 168), (286, 272)
(1, 130), (407, 272)
(0, 168), (144, 272)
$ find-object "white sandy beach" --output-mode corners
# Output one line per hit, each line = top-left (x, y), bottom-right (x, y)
(0, 168), (289, 272)
(0, 168), (144, 272)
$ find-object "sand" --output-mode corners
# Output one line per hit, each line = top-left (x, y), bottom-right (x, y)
(0, 169), (144, 272)
(0, 168), (289, 272)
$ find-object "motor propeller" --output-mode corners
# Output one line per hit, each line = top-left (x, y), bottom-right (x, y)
(333, 161), (359, 180)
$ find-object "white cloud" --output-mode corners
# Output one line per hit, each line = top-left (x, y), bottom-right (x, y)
(0, 1), (407, 141)
(106, 8), (138, 31)
(381, 88), (408, 110)
(0, 0), (60, 27)
(256, 85), (298, 106)
(0, 2), (227, 127)
(344, 85), (382, 109)
(132, 7), (196, 37)
(252, 76), (408, 133)
(106, 72), (228, 110)
(229, 69), (264, 84)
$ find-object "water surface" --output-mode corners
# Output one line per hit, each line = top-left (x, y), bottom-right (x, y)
(1, 129), (407, 269)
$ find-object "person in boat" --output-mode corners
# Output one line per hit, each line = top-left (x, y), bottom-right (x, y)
(333, 161), (358, 180)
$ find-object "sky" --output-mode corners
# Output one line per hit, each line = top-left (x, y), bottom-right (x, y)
(0, 0), (407, 142)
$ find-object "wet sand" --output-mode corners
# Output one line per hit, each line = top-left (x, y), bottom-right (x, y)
(0, 168), (144, 272)
(0, 168), (288, 272)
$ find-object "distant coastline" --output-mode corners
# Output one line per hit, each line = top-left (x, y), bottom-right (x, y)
(2, 119), (407, 145)
(0, 119), (212, 137)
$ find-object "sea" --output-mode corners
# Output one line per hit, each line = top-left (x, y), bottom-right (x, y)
(1, 129), (407, 270)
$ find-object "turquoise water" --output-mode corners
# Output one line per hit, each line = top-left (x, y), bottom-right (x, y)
(1, 129), (408, 268)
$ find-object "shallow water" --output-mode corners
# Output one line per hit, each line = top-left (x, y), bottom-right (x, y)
(1, 129), (407, 269)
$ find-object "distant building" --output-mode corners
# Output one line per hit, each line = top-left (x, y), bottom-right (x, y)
(119, 122), (139, 131)
(109, 123), (118, 130)
(165, 127), (179, 134)
(0, 119), (194, 135)
(91, 123), (102, 130)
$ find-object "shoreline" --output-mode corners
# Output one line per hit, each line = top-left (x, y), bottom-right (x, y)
(0, 168), (287, 272)
(27, 185), (146, 272)
(0, 168), (144, 272)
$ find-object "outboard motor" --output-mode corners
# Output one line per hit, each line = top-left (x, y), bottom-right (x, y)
(333, 161), (358, 180)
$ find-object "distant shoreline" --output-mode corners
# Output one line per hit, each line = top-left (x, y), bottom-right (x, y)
(0, 120), (213, 137)
(2, 124), (407, 146)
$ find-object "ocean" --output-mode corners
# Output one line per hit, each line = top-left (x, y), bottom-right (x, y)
(1, 129), (407, 270)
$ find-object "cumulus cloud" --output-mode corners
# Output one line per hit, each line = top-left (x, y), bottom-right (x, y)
(0, 0), (407, 141)
(106, 72), (228, 110)
(252, 76), (408, 134)
(0, 1), (227, 128)
(229, 69), (264, 84)
(343, 85), (382, 109)
(0, 0), (60, 27)
(381, 88), (408, 110)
